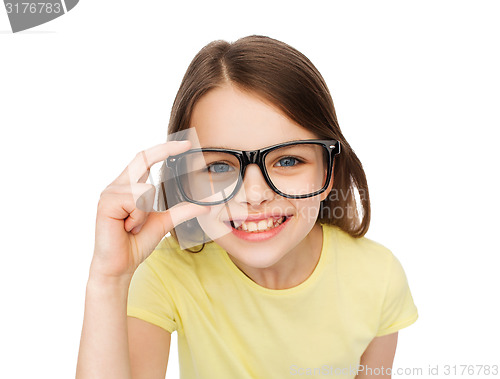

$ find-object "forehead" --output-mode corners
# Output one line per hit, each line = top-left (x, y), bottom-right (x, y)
(189, 85), (318, 150)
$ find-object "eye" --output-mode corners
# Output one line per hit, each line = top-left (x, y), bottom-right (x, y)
(207, 163), (235, 173)
(275, 157), (301, 167)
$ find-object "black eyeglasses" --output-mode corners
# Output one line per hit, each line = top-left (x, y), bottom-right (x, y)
(165, 139), (340, 206)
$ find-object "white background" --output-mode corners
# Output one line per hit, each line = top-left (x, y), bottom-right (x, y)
(1, 1), (499, 378)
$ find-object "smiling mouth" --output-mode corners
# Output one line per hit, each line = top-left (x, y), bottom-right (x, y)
(227, 216), (288, 232)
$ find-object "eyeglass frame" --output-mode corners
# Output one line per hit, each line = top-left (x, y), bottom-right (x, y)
(165, 139), (341, 206)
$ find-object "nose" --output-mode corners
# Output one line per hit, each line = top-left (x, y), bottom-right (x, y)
(233, 164), (275, 206)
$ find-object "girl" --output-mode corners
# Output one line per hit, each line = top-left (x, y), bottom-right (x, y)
(76, 35), (418, 379)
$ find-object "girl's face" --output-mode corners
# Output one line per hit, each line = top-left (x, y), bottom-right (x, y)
(190, 84), (333, 270)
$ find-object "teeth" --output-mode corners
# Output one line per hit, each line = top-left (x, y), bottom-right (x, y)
(257, 220), (268, 230)
(233, 216), (286, 232)
(247, 222), (258, 232)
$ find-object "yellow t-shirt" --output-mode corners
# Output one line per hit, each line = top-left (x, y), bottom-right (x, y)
(127, 223), (418, 378)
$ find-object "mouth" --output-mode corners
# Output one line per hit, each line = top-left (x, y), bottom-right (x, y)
(229, 216), (287, 233)
(222, 215), (290, 241)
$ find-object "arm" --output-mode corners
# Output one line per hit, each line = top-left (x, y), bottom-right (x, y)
(76, 141), (207, 379)
(75, 275), (172, 379)
(127, 317), (171, 379)
(76, 275), (134, 379)
(355, 332), (398, 379)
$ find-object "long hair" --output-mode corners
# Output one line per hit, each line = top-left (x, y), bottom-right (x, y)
(158, 35), (370, 251)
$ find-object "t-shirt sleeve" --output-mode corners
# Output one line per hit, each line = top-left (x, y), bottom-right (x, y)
(376, 254), (418, 336)
(127, 254), (177, 334)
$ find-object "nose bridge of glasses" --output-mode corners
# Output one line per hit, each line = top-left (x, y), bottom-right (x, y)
(240, 149), (268, 182)
(239, 150), (273, 199)
(241, 149), (260, 165)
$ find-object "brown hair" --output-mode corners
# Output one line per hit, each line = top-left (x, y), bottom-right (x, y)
(158, 35), (370, 250)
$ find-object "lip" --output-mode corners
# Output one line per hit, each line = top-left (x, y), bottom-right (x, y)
(223, 214), (290, 223)
(223, 216), (291, 242)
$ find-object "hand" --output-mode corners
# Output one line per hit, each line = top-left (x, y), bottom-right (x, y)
(90, 141), (209, 280)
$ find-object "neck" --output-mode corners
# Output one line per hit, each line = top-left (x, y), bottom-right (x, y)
(228, 223), (324, 290)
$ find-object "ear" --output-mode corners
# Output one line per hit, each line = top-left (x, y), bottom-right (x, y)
(320, 161), (335, 202)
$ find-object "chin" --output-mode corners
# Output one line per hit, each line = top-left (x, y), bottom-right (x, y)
(226, 244), (289, 269)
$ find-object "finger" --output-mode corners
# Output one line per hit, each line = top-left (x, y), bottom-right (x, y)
(105, 183), (156, 212)
(137, 202), (211, 243)
(105, 182), (154, 195)
(98, 191), (152, 233)
(123, 205), (149, 233)
(115, 140), (191, 186)
(167, 202), (211, 228)
(137, 168), (152, 184)
(97, 192), (140, 227)
(99, 184), (156, 231)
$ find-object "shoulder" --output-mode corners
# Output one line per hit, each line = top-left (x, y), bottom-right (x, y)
(321, 224), (408, 298)
(323, 223), (396, 269)
(321, 224), (418, 332)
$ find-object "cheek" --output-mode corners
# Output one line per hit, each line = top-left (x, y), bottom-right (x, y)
(291, 199), (322, 224)
(196, 200), (250, 240)
(196, 204), (228, 240)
